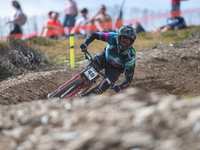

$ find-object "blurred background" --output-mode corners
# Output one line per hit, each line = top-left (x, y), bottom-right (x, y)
(0, 0), (199, 36)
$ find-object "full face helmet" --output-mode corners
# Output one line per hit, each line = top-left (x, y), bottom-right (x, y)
(117, 25), (137, 52)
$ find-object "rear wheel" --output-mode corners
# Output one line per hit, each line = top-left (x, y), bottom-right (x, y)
(50, 78), (84, 98)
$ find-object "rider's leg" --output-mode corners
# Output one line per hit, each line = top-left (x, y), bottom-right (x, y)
(84, 68), (121, 96)
(82, 51), (105, 72)
(83, 50), (123, 96)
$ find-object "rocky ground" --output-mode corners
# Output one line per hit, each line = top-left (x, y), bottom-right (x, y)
(0, 39), (200, 150)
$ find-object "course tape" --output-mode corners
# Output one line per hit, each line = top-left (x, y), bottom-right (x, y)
(0, 7), (200, 41)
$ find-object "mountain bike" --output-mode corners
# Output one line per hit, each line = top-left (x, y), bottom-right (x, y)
(47, 50), (115, 99)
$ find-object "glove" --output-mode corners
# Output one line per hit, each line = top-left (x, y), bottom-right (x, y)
(80, 42), (87, 52)
(113, 84), (121, 92)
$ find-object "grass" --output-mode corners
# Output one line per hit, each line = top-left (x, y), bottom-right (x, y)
(30, 36), (59, 46)
(39, 38), (107, 67)
(0, 64), (12, 81)
(1, 25), (200, 71)
(34, 25), (200, 67)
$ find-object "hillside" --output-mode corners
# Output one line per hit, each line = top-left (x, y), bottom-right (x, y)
(0, 38), (200, 150)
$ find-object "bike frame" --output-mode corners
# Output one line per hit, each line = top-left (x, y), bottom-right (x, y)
(84, 51), (114, 86)
(53, 74), (88, 98)
(50, 50), (114, 99)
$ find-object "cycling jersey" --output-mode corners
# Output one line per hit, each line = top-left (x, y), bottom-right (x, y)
(84, 31), (135, 90)
(99, 31), (135, 79)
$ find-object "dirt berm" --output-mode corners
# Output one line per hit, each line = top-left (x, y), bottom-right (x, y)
(0, 39), (200, 150)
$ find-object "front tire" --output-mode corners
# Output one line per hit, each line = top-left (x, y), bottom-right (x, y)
(49, 78), (84, 99)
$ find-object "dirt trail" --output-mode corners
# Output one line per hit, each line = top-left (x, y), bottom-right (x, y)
(0, 39), (200, 150)
(0, 39), (200, 105)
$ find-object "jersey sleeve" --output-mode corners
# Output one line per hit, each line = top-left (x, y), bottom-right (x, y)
(119, 50), (135, 89)
(84, 31), (116, 46)
(99, 31), (117, 44)
(124, 56), (135, 79)
(83, 32), (100, 46)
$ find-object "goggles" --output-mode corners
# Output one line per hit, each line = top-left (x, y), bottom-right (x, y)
(119, 36), (131, 47)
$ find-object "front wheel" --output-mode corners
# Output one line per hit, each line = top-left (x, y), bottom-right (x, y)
(49, 77), (84, 99)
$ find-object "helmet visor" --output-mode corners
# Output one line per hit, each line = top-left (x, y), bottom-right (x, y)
(119, 36), (131, 47)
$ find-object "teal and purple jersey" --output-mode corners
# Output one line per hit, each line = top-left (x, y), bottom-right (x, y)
(99, 31), (135, 80)
(83, 31), (135, 89)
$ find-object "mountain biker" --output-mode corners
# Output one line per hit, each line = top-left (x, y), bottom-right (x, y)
(80, 25), (136, 96)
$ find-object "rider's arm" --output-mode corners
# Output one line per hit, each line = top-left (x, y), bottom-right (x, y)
(119, 65), (135, 89)
(84, 32), (100, 46)
(80, 31), (114, 52)
(80, 32), (100, 51)
(119, 57), (135, 90)
(83, 31), (113, 46)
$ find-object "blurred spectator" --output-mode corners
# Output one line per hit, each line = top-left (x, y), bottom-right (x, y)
(63, 0), (78, 34)
(153, 10), (187, 33)
(71, 8), (89, 38)
(6, 1), (23, 36)
(48, 11), (54, 19)
(42, 12), (64, 39)
(171, 0), (189, 11)
(133, 22), (146, 34)
(41, 11), (54, 32)
(88, 5), (112, 32)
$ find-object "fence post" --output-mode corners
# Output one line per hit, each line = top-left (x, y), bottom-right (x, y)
(70, 34), (75, 68)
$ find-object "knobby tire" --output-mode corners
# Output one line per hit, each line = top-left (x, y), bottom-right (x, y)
(51, 77), (84, 98)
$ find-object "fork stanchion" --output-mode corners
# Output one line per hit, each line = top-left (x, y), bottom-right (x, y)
(70, 34), (75, 68)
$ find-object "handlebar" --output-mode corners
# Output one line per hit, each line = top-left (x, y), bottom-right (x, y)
(83, 50), (92, 61)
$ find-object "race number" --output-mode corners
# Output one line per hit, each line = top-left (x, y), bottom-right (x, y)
(84, 67), (99, 81)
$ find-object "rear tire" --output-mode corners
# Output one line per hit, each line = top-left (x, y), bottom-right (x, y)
(50, 78), (84, 98)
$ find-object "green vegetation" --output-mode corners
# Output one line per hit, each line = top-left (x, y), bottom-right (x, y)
(30, 36), (59, 46)
(138, 32), (153, 40)
(162, 31), (178, 38)
(0, 37), (47, 79)
(0, 64), (12, 81)
(30, 25), (200, 68)
(135, 26), (200, 50)
(0, 25), (199, 80)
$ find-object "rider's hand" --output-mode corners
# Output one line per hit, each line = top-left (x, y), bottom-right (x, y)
(113, 84), (121, 92)
(80, 42), (87, 52)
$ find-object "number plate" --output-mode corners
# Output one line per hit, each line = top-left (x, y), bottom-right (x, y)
(84, 66), (99, 81)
